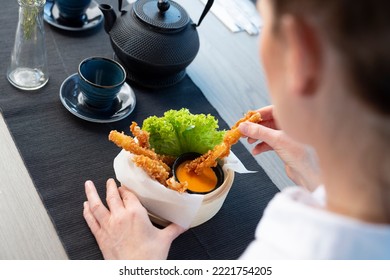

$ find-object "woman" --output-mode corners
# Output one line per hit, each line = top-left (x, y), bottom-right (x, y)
(83, 0), (390, 259)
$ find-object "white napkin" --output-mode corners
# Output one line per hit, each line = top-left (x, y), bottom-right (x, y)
(113, 149), (256, 228)
(223, 151), (257, 174)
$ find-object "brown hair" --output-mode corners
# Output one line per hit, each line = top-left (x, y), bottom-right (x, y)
(270, 0), (390, 115)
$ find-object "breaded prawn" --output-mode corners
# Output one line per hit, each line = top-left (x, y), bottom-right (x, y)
(186, 111), (261, 174)
(109, 130), (171, 172)
(130, 122), (150, 149)
(166, 177), (188, 193)
(132, 155), (170, 186)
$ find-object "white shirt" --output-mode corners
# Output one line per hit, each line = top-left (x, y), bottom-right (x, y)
(240, 186), (390, 259)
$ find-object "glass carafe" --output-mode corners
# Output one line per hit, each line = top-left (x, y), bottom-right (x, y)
(7, 0), (49, 90)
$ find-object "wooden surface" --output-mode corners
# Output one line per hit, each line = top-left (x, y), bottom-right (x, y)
(0, 0), (292, 260)
(0, 114), (68, 260)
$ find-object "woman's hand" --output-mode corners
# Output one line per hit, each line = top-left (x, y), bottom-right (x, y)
(239, 105), (322, 191)
(83, 179), (186, 259)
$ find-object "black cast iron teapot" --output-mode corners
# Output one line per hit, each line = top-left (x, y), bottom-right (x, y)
(99, 0), (214, 88)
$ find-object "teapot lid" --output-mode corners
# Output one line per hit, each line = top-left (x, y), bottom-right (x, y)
(133, 0), (190, 30)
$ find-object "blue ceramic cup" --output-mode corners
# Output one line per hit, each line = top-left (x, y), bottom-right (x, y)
(56, 0), (92, 21)
(78, 57), (126, 109)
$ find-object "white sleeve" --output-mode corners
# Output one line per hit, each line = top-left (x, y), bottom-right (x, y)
(239, 186), (390, 259)
(239, 186), (322, 259)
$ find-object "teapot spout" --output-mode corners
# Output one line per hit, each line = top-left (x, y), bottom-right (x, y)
(99, 4), (117, 33)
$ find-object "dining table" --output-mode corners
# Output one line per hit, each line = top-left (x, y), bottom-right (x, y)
(0, 0), (292, 260)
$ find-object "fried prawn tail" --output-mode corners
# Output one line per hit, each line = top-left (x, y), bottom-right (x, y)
(186, 111), (262, 174)
(132, 155), (170, 186)
(109, 130), (158, 160)
(166, 177), (188, 193)
(130, 122), (150, 149)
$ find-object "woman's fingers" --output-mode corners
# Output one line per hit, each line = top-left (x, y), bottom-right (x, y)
(239, 122), (283, 151)
(256, 105), (274, 121)
(118, 186), (143, 209)
(258, 119), (279, 130)
(105, 178), (124, 212)
(163, 223), (187, 242)
(83, 201), (101, 233)
(247, 137), (257, 145)
(252, 142), (274, 155)
(85, 180), (110, 224)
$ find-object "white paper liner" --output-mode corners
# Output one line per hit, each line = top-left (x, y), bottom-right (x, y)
(113, 149), (256, 228)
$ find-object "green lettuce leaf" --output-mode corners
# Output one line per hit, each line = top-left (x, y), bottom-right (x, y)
(142, 109), (225, 157)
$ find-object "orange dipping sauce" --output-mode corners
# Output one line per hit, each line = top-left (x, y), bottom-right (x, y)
(176, 160), (218, 193)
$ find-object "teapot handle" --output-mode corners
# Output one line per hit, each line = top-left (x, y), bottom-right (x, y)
(195, 0), (214, 27)
(118, 0), (126, 14)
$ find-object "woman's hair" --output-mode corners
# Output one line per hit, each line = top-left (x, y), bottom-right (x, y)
(269, 0), (390, 115)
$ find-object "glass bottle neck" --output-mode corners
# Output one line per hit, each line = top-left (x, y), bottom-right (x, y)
(18, 0), (45, 40)
(18, 0), (46, 8)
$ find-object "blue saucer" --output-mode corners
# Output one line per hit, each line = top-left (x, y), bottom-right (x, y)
(60, 73), (136, 123)
(44, 0), (103, 32)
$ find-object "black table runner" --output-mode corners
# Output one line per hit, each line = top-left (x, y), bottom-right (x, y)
(0, 0), (279, 259)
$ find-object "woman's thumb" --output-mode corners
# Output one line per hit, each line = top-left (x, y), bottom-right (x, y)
(163, 223), (187, 241)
